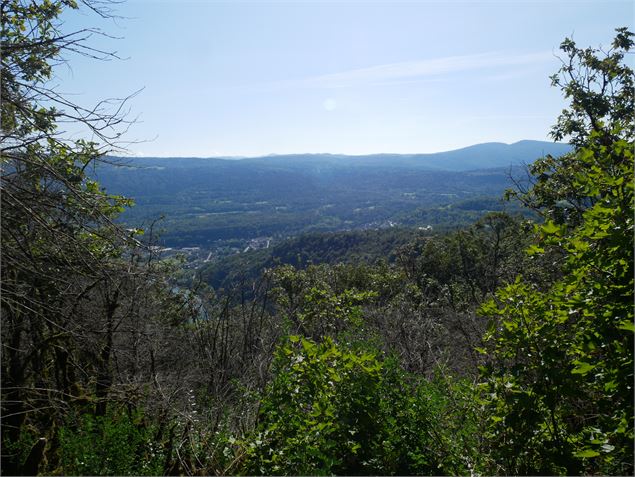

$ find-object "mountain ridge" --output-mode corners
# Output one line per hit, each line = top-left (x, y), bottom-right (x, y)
(95, 140), (571, 247)
(111, 140), (571, 172)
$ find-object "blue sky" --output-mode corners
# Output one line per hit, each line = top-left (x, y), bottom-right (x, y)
(60, 0), (633, 156)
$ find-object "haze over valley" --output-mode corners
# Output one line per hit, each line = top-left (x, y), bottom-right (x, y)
(98, 140), (570, 260)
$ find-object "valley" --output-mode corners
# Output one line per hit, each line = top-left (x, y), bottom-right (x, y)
(96, 140), (568, 269)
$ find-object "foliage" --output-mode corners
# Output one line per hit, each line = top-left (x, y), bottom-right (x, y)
(242, 335), (479, 475)
(511, 27), (634, 226)
(397, 212), (534, 311)
(57, 409), (164, 476)
(479, 28), (634, 476)
(270, 264), (381, 341)
(201, 227), (423, 291)
(550, 27), (634, 148)
(0, 3), (202, 475)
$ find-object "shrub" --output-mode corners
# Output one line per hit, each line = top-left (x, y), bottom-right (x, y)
(57, 409), (164, 476)
(242, 335), (479, 475)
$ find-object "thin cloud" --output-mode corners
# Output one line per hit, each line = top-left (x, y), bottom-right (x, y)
(301, 51), (554, 89)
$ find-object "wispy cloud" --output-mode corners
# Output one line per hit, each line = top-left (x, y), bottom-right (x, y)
(299, 51), (554, 89)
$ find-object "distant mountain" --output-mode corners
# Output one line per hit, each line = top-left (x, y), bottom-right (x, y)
(403, 140), (571, 171)
(96, 140), (570, 247)
(234, 140), (571, 172)
(108, 140), (570, 172)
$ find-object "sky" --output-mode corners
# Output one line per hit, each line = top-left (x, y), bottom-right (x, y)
(59, 0), (634, 157)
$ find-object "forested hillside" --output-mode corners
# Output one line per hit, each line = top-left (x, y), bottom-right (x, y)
(199, 227), (429, 289)
(1, 2), (632, 476)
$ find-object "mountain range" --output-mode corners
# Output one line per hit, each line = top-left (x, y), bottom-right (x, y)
(96, 140), (571, 247)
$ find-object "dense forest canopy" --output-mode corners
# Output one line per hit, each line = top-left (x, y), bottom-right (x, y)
(1, 1), (633, 476)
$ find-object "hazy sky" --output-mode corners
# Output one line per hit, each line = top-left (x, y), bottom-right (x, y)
(60, 0), (633, 156)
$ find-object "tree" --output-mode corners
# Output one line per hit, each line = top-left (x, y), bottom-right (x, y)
(510, 27), (634, 226)
(479, 28), (634, 475)
(0, 2), (188, 474)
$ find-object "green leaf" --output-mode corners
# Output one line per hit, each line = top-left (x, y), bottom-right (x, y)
(571, 361), (595, 375)
(526, 244), (544, 256)
(574, 449), (600, 458)
(542, 221), (561, 235)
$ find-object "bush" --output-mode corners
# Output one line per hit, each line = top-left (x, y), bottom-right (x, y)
(242, 335), (479, 475)
(57, 409), (164, 476)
